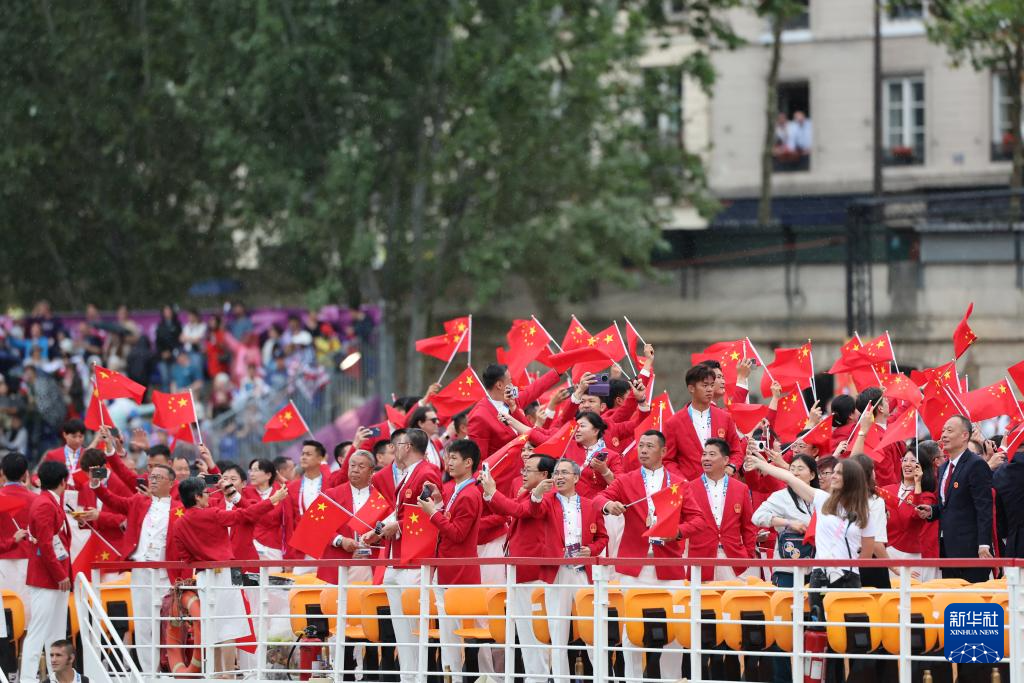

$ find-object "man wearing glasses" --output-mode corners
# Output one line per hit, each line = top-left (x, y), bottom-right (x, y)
(92, 462), (184, 674)
(662, 364), (743, 480)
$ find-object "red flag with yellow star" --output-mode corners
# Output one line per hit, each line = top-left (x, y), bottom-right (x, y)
(623, 392), (673, 460)
(920, 388), (959, 439)
(431, 367), (486, 419)
(400, 509), (439, 564)
(801, 417), (834, 451)
(505, 319), (551, 378)
(642, 482), (686, 539)
(544, 347), (613, 374)
(591, 324), (626, 362)
(728, 403), (771, 436)
(262, 401), (311, 443)
(760, 342), (814, 397)
(561, 316), (592, 352)
(415, 316), (470, 360)
(288, 493), (352, 559)
(961, 379), (1018, 422)
(151, 390), (198, 430)
(71, 530), (123, 577)
(483, 434), (531, 491)
(351, 487), (393, 532)
(773, 391), (809, 442)
(84, 386), (113, 431)
(93, 364), (146, 403)
(692, 339), (756, 386)
(534, 421), (577, 459)
(953, 302), (977, 359)
(875, 407), (918, 450)
(882, 373), (923, 407)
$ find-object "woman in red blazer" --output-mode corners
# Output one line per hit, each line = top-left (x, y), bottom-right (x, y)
(245, 459), (286, 564)
(882, 445), (939, 581)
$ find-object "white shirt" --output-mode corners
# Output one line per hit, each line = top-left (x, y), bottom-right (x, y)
(299, 474), (323, 515)
(425, 440), (442, 469)
(351, 484), (370, 512)
(583, 439), (606, 467)
(703, 475), (727, 527)
(489, 398), (511, 416)
(64, 446), (81, 472)
(940, 452), (964, 505)
(133, 496), (171, 562)
(868, 495), (887, 544)
(557, 493), (582, 548)
(811, 490), (881, 580)
(641, 466), (665, 522)
(689, 405), (712, 447)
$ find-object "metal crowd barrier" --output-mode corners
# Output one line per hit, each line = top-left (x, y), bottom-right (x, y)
(68, 556), (1022, 683)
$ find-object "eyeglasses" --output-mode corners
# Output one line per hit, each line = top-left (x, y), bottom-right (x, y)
(553, 471), (574, 478)
(520, 467), (540, 474)
(426, 418), (440, 424)
(819, 470), (833, 477)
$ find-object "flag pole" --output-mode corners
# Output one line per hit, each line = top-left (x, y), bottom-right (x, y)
(807, 339), (818, 403)
(436, 328), (469, 385)
(293, 399), (316, 441)
(187, 388), (203, 445)
(530, 315), (561, 352)
(622, 316), (647, 346)
(1007, 377), (1024, 423)
(885, 330), (899, 373)
(613, 321), (636, 378)
(746, 338), (774, 382)
(466, 314), (473, 369)
(90, 361), (106, 429)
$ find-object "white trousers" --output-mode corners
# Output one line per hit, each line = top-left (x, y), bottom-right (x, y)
(129, 567), (171, 673)
(509, 582), (549, 683)
(604, 512), (624, 558)
(618, 567), (684, 683)
(19, 586), (67, 681)
(476, 536), (506, 586)
(545, 566), (591, 681)
(431, 585), (462, 675)
(0, 558), (30, 634)
(383, 567), (422, 683)
(887, 547), (926, 581)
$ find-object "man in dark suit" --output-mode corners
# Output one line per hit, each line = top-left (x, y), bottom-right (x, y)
(993, 438), (1024, 557)
(919, 415), (993, 583)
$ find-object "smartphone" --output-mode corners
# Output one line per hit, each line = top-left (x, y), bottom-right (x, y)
(373, 521), (386, 536)
(419, 484), (432, 501)
(595, 451), (608, 462)
(90, 466), (107, 479)
(203, 473), (221, 486)
(108, 426), (121, 440)
(367, 426), (382, 438)
(508, 385), (519, 399)
(136, 477), (147, 489)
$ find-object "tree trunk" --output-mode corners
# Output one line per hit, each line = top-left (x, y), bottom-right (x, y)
(758, 15), (784, 227)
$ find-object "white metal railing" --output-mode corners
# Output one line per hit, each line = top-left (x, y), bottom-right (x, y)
(74, 574), (145, 683)
(77, 557), (1021, 682)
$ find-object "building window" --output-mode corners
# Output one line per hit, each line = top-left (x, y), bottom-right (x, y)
(888, 0), (926, 20)
(883, 76), (925, 166)
(772, 82), (812, 172)
(644, 68), (683, 148)
(781, 0), (810, 31)
(662, 0), (687, 22)
(992, 73), (1024, 161)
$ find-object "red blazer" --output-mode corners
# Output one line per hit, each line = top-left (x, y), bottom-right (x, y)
(383, 459), (443, 570)
(42, 446), (79, 468)
(543, 493), (608, 581)
(485, 489), (558, 584)
(429, 479), (482, 585)
(105, 450), (144, 494)
(0, 484), (37, 560)
(595, 468), (701, 580)
(467, 370), (562, 457)
(539, 403), (648, 455)
(25, 491), (71, 590)
(281, 464), (333, 560)
(830, 421), (855, 452)
(242, 484), (286, 551)
(663, 404), (742, 480)
(683, 476), (756, 576)
(172, 497), (277, 567)
(882, 485), (937, 554)
(208, 490), (258, 570)
(94, 486), (184, 565)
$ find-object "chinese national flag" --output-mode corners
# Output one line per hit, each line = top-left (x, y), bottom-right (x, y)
(385, 404), (408, 429)
(828, 337), (875, 374)
(882, 373), (923, 407)
(860, 333), (896, 365)
(288, 494), (352, 559)
(760, 342), (814, 397)
(692, 339), (756, 386)
(561, 317), (592, 352)
(914, 361), (960, 397)
(642, 483), (686, 539)
(920, 390), (958, 440)
(534, 422), (577, 459)
(1008, 360), (1024, 396)
(350, 487), (393, 532)
(591, 324), (626, 362)
(71, 531), (123, 578)
(505, 319), (550, 378)
(151, 391), (197, 430)
(624, 319), (644, 369)
(961, 379), (1019, 421)
(774, 391), (809, 442)
(93, 365), (146, 403)
(84, 387), (113, 431)
(495, 347), (531, 388)
(875, 407), (918, 450)
(262, 402), (310, 443)
(1002, 425), (1024, 458)
(623, 393), (673, 457)
(953, 302), (978, 359)
(483, 434), (530, 492)
(431, 368), (486, 419)
(172, 423), (196, 447)
(443, 316), (471, 340)
(400, 510), (439, 564)
(801, 418), (834, 451)
(728, 403), (770, 436)
(415, 317), (470, 361)
(543, 347), (612, 374)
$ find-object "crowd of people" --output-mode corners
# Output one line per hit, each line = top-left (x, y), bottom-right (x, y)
(0, 336), (1019, 681)
(0, 301), (377, 464)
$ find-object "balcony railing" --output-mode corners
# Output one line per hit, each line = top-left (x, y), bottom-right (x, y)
(772, 153), (811, 173)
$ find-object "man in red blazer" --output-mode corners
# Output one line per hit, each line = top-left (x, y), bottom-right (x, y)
(663, 364), (743, 480)
(685, 438), (756, 580)
(597, 430), (701, 683)
(318, 450), (377, 584)
(418, 439), (483, 676)
(467, 363), (561, 458)
(281, 440), (333, 570)
(93, 463), (183, 674)
(20, 461), (71, 683)
(480, 453), (557, 683)
(0, 452), (37, 616)
(41, 418), (86, 472)
(361, 429), (442, 683)
(544, 457), (608, 682)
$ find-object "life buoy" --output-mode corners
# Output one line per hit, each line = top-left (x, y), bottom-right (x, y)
(163, 588), (201, 675)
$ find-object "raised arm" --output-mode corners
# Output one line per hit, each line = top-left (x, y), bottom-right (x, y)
(744, 452), (816, 504)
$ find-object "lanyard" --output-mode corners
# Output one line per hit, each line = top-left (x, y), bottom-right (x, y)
(583, 439), (606, 467)
(65, 446), (80, 472)
(702, 474), (729, 524)
(445, 478), (475, 513)
(641, 467), (669, 514)
(392, 463), (402, 486)
(558, 493), (582, 541)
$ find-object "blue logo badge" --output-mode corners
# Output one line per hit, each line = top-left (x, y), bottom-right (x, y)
(944, 603), (1003, 663)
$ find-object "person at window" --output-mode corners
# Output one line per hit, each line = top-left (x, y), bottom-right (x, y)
(786, 110), (813, 154)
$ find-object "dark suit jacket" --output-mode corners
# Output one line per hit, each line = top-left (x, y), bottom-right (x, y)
(931, 450), (993, 558)
(994, 451), (1024, 557)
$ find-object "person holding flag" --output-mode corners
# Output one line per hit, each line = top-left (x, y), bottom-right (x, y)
(467, 363), (561, 458)
(596, 430), (699, 682)
(281, 440), (331, 573)
(317, 450), (379, 584)
(663, 365), (743, 480)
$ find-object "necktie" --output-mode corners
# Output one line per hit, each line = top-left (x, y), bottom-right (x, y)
(943, 461), (955, 501)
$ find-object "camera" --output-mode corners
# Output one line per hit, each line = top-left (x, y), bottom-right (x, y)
(755, 440), (767, 452)
(507, 385), (519, 400)
(366, 426), (382, 438)
(587, 373), (611, 397)
(90, 466), (107, 480)
(203, 473), (221, 486)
